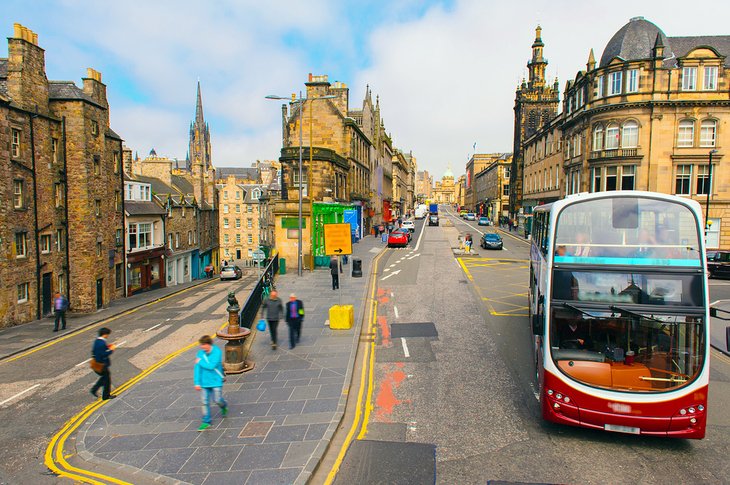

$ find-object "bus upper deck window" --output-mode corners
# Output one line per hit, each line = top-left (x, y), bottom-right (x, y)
(612, 198), (638, 229)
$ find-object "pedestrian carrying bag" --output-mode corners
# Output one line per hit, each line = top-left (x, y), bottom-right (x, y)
(89, 358), (105, 375)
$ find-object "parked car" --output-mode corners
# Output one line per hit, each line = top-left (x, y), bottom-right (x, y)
(707, 250), (730, 278)
(466, 213), (476, 221)
(220, 265), (243, 280)
(387, 230), (409, 248)
(480, 232), (503, 250)
(459, 210), (468, 218)
(401, 220), (416, 232)
(478, 217), (491, 226)
(428, 214), (439, 226)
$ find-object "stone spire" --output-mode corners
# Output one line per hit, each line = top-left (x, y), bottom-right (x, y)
(528, 25), (547, 88)
(587, 48), (596, 71)
(195, 80), (204, 125)
(188, 81), (212, 173)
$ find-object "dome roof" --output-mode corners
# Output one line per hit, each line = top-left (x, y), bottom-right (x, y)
(599, 17), (672, 67)
(443, 165), (454, 179)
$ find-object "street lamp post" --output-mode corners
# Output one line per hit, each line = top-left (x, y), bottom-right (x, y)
(705, 149), (719, 238)
(266, 93), (336, 276)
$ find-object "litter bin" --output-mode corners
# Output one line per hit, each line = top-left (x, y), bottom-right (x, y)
(279, 257), (286, 275)
(352, 258), (362, 277)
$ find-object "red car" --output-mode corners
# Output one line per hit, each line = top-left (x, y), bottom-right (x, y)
(387, 230), (409, 248)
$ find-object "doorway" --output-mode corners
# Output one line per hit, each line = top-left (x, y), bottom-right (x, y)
(236, 249), (242, 259)
(42, 272), (53, 316)
(96, 279), (103, 309)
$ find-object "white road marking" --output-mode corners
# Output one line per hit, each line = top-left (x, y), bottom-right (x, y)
(401, 337), (410, 358)
(75, 358), (91, 367)
(390, 292), (394, 298)
(145, 323), (162, 332)
(414, 218), (427, 251)
(407, 253), (420, 260)
(384, 268), (390, 272)
(399, 257), (406, 261)
(394, 306), (399, 319)
(0, 384), (41, 406)
(114, 340), (127, 348)
(710, 299), (730, 306)
(389, 264), (397, 268)
(381, 270), (401, 281)
(529, 383), (540, 402)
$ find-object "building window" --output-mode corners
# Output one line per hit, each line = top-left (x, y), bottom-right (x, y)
(573, 135), (581, 156)
(52, 138), (59, 164)
(223, 204), (229, 214)
(175, 232), (180, 248)
(114, 151), (121, 174)
(96, 241), (102, 256)
(682, 67), (697, 91)
(675, 164), (692, 195)
(115, 263), (123, 289)
(91, 120), (99, 136)
(236, 234), (241, 244)
(188, 231), (193, 244)
(678, 120), (694, 147)
(236, 204), (241, 213)
(605, 124), (619, 149)
(606, 167), (618, 191)
(54, 183), (65, 208)
(12, 128), (22, 158)
(696, 164), (712, 195)
(168, 233), (173, 249)
(235, 218), (241, 228)
(596, 75), (604, 98)
(248, 248), (253, 257)
(223, 218), (229, 228)
(128, 223), (153, 249)
(247, 218), (253, 229)
(93, 156), (100, 175)
(503, 184), (510, 196)
(247, 205), (253, 213)
(115, 228), (122, 246)
(182, 206), (186, 218)
(252, 189), (260, 200)
(235, 191), (241, 200)
(58, 274), (65, 294)
(40, 234), (51, 254)
(703, 66), (718, 91)
(95, 199), (101, 216)
(247, 234), (253, 244)
(14, 180), (24, 209)
(627, 69), (639, 93)
(224, 234), (229, 244)
(56, 229), (64, 251)
(621, 121), (639, 148)
(17, 283), (29, 304)
(609, 71), (623, 95)
(700, 120), (717, 147)
(591, 167), (602, 192)
(15, 232), (27, 258)
(223, 191), (228, 200)
(592, 125), (604, 151)
(224, 248), (230, 257)
(621, 165), (636, 190)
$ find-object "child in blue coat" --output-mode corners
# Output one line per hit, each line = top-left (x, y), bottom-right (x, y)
(194, 335), (227, 431)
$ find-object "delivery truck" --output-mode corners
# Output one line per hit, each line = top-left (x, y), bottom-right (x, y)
(429, 203), (438, 215)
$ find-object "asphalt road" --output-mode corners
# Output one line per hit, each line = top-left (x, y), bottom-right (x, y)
(336, 207), (730, 484)
(0, 276), (256, 484)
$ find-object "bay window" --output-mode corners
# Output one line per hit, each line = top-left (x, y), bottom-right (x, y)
(621, 121), (638, 148)
(605, 124), (619, 149)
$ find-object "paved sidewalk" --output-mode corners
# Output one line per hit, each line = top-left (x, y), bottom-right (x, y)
(74, 236), (384, 485)
(0, 277), (221, 361)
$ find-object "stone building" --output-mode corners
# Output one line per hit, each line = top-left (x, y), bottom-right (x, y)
(521, 17), (730, 248)
(216, 174), (268, 263)
(465, 153), (499, 211)
(455, 174), (466, 208)
(474, 153), (513, 220)
(432, 166), (456, 204)
(522, 117), (563, 209)
(510, 26), (561, 216)
(416, 170), (433, 201)
(274, 74), (410, 270)
(0, 24), (125, 327)
(392, 150), (409, 217)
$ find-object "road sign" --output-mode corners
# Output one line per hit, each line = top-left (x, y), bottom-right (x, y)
(324, 223), (353, 256)
(252, 249), (265, 262)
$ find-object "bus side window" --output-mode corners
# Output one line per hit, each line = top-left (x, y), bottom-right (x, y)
(541, 214), (550, 256)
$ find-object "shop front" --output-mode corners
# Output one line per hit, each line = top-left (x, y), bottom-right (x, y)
(312, 202), (355, 267)
(126, 246), (166, 295)
(167, 249), (194, 287)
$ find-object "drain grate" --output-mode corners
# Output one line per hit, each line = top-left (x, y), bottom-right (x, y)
(390, 322), (438, 338)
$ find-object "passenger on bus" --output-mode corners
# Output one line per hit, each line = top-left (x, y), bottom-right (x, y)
(574, 232), (591, 257)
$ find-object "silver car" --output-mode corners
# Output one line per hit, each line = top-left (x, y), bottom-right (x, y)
(220, 265), (242, 280)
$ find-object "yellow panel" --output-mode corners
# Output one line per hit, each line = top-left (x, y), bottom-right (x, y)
(329, 304), (354, 329)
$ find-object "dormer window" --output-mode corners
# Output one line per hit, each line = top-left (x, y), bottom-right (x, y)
(609, 71), (622, 95)
(682, 67), (697, 91)
(627, 69), (639, 93)
(703, 66), (718, 90)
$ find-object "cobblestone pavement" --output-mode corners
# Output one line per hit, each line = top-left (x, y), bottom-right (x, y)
(74, 236), (384, 485)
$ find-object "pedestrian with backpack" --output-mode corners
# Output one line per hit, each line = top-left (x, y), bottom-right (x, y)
(53, 292), (69, 332)
(194, 335), (228, 431)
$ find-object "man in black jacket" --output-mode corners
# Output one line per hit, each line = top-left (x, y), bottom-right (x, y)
(330, 257), (339, 290)
(285, 294), (305, 349)
(91, 327), (115, 400)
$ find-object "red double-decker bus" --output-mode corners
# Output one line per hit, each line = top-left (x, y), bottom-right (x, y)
(529, 192), (709, 438)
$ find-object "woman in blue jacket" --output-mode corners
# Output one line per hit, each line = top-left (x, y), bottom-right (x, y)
(194, 335), (227, 431)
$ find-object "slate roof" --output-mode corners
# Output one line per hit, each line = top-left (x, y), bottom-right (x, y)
(133, 175), (175, 196)
(600, 17), (671, 68)
(48, 81), (104, 108)
(171, 175), (194, 195)
(216, 166), (259, 181)
(668, 36), (730, 67)
(239, 184), (267, 203)
(125, 200), (166, 216)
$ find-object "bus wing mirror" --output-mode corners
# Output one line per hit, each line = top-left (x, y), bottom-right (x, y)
(710, 307), (718, 318)
(727, 326), (730, 353)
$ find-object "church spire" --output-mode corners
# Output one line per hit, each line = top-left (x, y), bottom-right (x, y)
(195, 80), (204, 125)
(188, 81), (212, 173)
(528, 25), (547, 88)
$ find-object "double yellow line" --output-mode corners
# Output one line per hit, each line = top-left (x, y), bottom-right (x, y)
(324, 248), (385, 484)
(45, 321), (228, 484)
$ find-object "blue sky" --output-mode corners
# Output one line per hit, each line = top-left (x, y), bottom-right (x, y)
(3, 1), (730, 178)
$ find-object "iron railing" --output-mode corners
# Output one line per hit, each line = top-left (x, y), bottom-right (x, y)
(239, 253), (279, 329)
